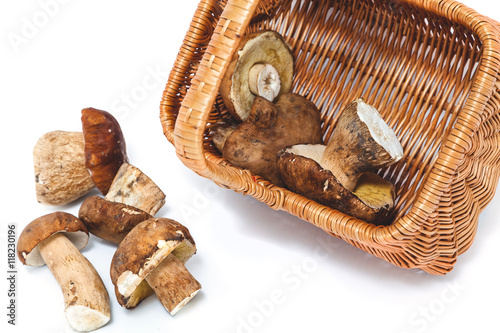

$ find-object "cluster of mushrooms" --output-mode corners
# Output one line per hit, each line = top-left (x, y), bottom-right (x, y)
(17, 28), (405, 332)
(18, 109), (200, 332)
(214, 30), (404, 224)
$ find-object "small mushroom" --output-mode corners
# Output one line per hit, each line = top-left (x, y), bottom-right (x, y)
(220, 30), (294, 121)
(79, 196), (152, 244)
(223, 93), (323, 187)
(110, 218), (201, 315)
(33, 108), (127, 206)
(277, 144), (395, 224)
(320, 98), (403, 192)
(17, 212), (110, 332)
(79, 163), (165, 243)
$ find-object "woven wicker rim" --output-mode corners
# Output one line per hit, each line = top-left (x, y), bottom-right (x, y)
(160, 0), (500, 274)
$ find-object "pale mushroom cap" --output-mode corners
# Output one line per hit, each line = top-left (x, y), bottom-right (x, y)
(33, 131), (95, 206)
(222, 30), (294, 121)
(17, 212), (89, 267)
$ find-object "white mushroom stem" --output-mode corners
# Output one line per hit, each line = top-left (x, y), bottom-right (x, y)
(144, 253), (201, 315)
(105, 163), (166, 216)
(248, 63), (281, 102)
(38, 233), (110, 332)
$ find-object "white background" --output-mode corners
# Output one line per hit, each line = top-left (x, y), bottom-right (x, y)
(1, 1), (500, 332)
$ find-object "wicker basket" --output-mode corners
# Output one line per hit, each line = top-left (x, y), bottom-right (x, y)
(160, 0), (500, 275)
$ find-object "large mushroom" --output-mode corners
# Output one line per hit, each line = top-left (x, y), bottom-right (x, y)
(278, 144), (395, 223)
(78, 163), (165, 244)
(276, 99), (403, 224)
(320, 98), (403, 192)
(220, 30), (294, 121)
(17, 212), (110, 332)
(222, 93), (323, 187)
(110, 218), (201, 315)
(34, 108), (128, 206)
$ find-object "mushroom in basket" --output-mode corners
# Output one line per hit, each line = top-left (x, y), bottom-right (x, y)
(221, 93), (323, 187)
(220, 30), (294, 121)
(277, 98), (404, 224)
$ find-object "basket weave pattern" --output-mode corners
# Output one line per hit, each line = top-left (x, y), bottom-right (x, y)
(161, 0), (500, 275)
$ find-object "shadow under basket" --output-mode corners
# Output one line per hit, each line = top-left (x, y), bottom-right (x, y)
(160, 0), (500, 275)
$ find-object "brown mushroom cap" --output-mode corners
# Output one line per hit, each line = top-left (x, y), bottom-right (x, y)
(220, 30), (294, 121)
(82, 107), (128, 195)
(17, 212), (89, 266)
(223, 93), (323, 187)
(277, 144), (395, 224)
(79, 196), (152, 244)
(110, 218), (196, 308)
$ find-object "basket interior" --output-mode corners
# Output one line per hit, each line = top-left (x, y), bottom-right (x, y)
(200, 0), (483, 225)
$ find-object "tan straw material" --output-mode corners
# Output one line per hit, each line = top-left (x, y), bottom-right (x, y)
(160, 0), (500, 275)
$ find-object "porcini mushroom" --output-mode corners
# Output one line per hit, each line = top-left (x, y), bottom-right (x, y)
(79, 163), (165, 243)
(223, 93), (323, 187)
(17, 212), (110, 332)
(33, 108), (128, 206)
(82, 107), (129, 195)
(277, 144), (395, 224)
(220, 30), (294, 121)
(110, 218), (201, 315)
(320, 98), (403, 192)
(79, 196), (152, 244)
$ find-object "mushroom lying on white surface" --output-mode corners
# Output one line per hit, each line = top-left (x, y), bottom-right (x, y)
(110, 218), (201, 315)
(17, 212), (110, 332)
(33, 108), (128, 206)
(78, 162), (166, 244)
